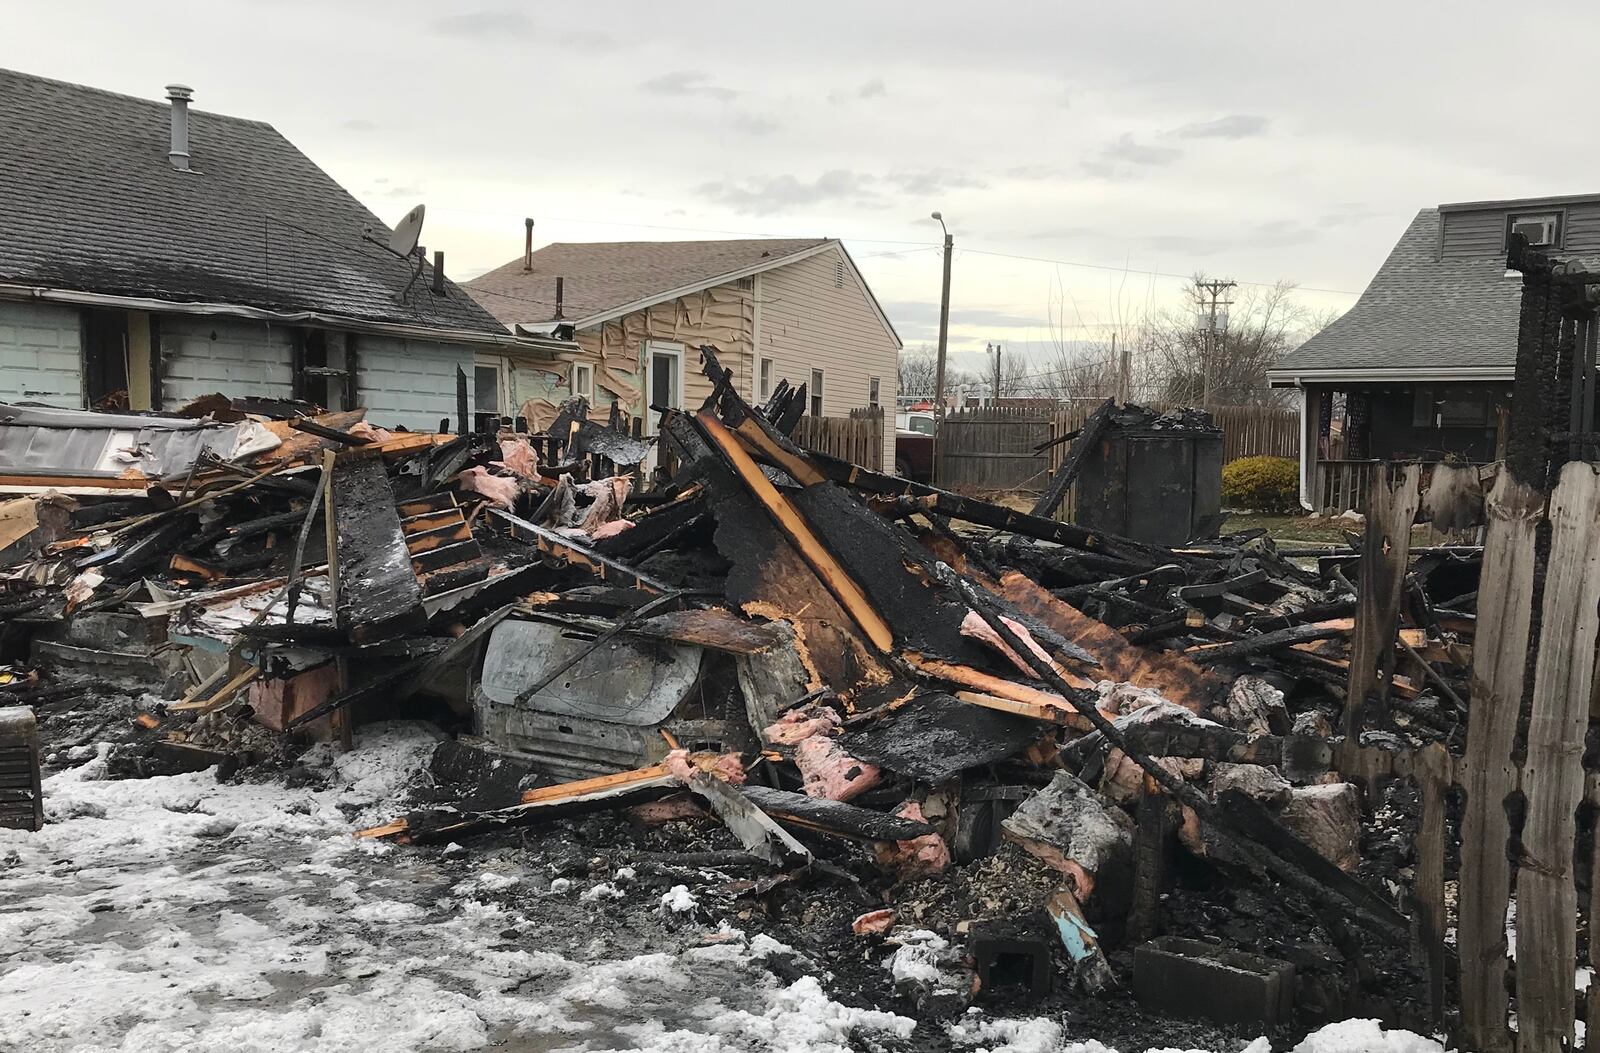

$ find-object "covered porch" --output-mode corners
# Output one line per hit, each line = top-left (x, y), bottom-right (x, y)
(1297, 380), (1510, 513)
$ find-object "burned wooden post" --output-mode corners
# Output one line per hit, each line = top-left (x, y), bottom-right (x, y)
(1513, 463), (1600, 1050)
(1342, 463), (1421, 734)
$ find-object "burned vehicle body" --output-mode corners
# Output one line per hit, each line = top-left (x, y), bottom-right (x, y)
(474, 615), (761, 779)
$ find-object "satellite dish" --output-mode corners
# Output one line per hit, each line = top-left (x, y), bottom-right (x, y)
(389, 204), (426, 256)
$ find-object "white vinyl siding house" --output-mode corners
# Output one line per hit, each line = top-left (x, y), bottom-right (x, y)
(759, 247), (900, 466)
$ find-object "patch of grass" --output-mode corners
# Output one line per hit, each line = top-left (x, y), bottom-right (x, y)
(1223, 512), (1354, 545)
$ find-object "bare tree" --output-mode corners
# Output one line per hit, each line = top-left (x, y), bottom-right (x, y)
(897, 346), (940, 398)
(1142, 277), (1328, 407)
(898, 345), (978, 400)
(1025, 268), (1160, 403)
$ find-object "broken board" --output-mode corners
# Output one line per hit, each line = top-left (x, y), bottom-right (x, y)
(837, 690), (1047, 783)
(332, 456), (425, 642)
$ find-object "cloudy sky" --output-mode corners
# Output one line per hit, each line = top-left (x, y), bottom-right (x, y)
(11, 0), (1599, 376)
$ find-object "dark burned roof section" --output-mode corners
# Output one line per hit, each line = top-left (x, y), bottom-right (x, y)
(1274, 208), (1600, 378)
(0, 68), (506, 336)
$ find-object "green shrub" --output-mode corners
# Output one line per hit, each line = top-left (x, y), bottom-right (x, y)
(1222, 455), (1299, 512)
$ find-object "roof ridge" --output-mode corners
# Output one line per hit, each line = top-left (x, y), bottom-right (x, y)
(539, 236), (832, 249)
(0, 66), (275, 129)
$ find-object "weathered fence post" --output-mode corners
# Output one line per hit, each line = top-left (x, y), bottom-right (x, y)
(1457, 474), (1545, 1053)
(1515, 462), (1600, 1050)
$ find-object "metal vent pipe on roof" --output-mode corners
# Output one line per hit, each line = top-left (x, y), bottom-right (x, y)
(524, 218), (534, 271)
(165, 83), (193, 171)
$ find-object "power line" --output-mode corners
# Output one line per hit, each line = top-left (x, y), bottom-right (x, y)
(958, 247), (1359, 297)
(425, 205), (934, 246)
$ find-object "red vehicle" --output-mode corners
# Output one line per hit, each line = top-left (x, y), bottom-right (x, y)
(894, 409), (936, 481)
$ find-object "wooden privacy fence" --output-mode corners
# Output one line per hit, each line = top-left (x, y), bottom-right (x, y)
(1208, 404), (1299, 462)
(1335, 462), (1600, 1051)
(793, 407), (884, 472)
(935, 407), (1054, 491)
(939, 402), (1298, 498)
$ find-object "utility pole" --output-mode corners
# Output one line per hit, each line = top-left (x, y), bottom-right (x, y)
(931, 211), (953, 482)
(1195, 278), (1235, 408)
(988, 342), (1002, 403)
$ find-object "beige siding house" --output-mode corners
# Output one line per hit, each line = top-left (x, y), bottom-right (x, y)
(465, 238), (902, 466)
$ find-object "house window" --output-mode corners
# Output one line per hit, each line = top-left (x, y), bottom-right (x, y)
(83, 309), (155, 410)
(810, 368), (824, 416)
(1413, 385), (1494, 428)
(759, 357), (775, 400)
(868, 376), (881, 408)
(570, 362), (594, 404)
(1506, 212), (1562, 249)
(644, 341), (684, 435)
(474, 356), (508, 432)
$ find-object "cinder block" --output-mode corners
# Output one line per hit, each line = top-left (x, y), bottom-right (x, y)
(1133, 935), (1294, 1025)
(0, 706), (43, 831)
(969, 924), (1053, 1000)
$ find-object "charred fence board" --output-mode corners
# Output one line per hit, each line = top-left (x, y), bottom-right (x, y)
(1515, 463), (1600, 1050)
(1457, 475), (1544, 1053)
(1342, 464), (1421, 733)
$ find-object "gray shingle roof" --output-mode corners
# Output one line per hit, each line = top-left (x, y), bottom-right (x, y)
(0, 68), (506, 336)
(466, 238), (833, 326)
(1275, 208), (1600, 376)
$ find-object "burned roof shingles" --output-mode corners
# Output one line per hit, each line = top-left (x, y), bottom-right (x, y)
(0, 69), (505, 335)
(1278, 208), (1600, 375)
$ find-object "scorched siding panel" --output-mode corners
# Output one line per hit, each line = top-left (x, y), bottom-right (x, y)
(356, 335), (476, 429)
(158, 316), (295, 411)
(0, 300), (82, 407)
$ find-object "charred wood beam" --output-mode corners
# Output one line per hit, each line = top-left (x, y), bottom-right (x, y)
(1183, 623), (1346, 666)
(1030, 397), (1114, 518)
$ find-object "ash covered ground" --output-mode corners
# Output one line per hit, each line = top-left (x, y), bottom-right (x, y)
(1, 694), (1449, 1053)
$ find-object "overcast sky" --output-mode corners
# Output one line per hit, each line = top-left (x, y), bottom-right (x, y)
(10, 1), (1599, 376)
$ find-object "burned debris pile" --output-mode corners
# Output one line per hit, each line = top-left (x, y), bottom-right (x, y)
(0, 362), (1482, 1040)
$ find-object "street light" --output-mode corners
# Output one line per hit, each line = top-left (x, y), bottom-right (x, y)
(931, 211), (953, 484)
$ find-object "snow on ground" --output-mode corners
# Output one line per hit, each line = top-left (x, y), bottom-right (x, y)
(0, 723), (920, 1052)
(0, 721), (1452, 1053)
